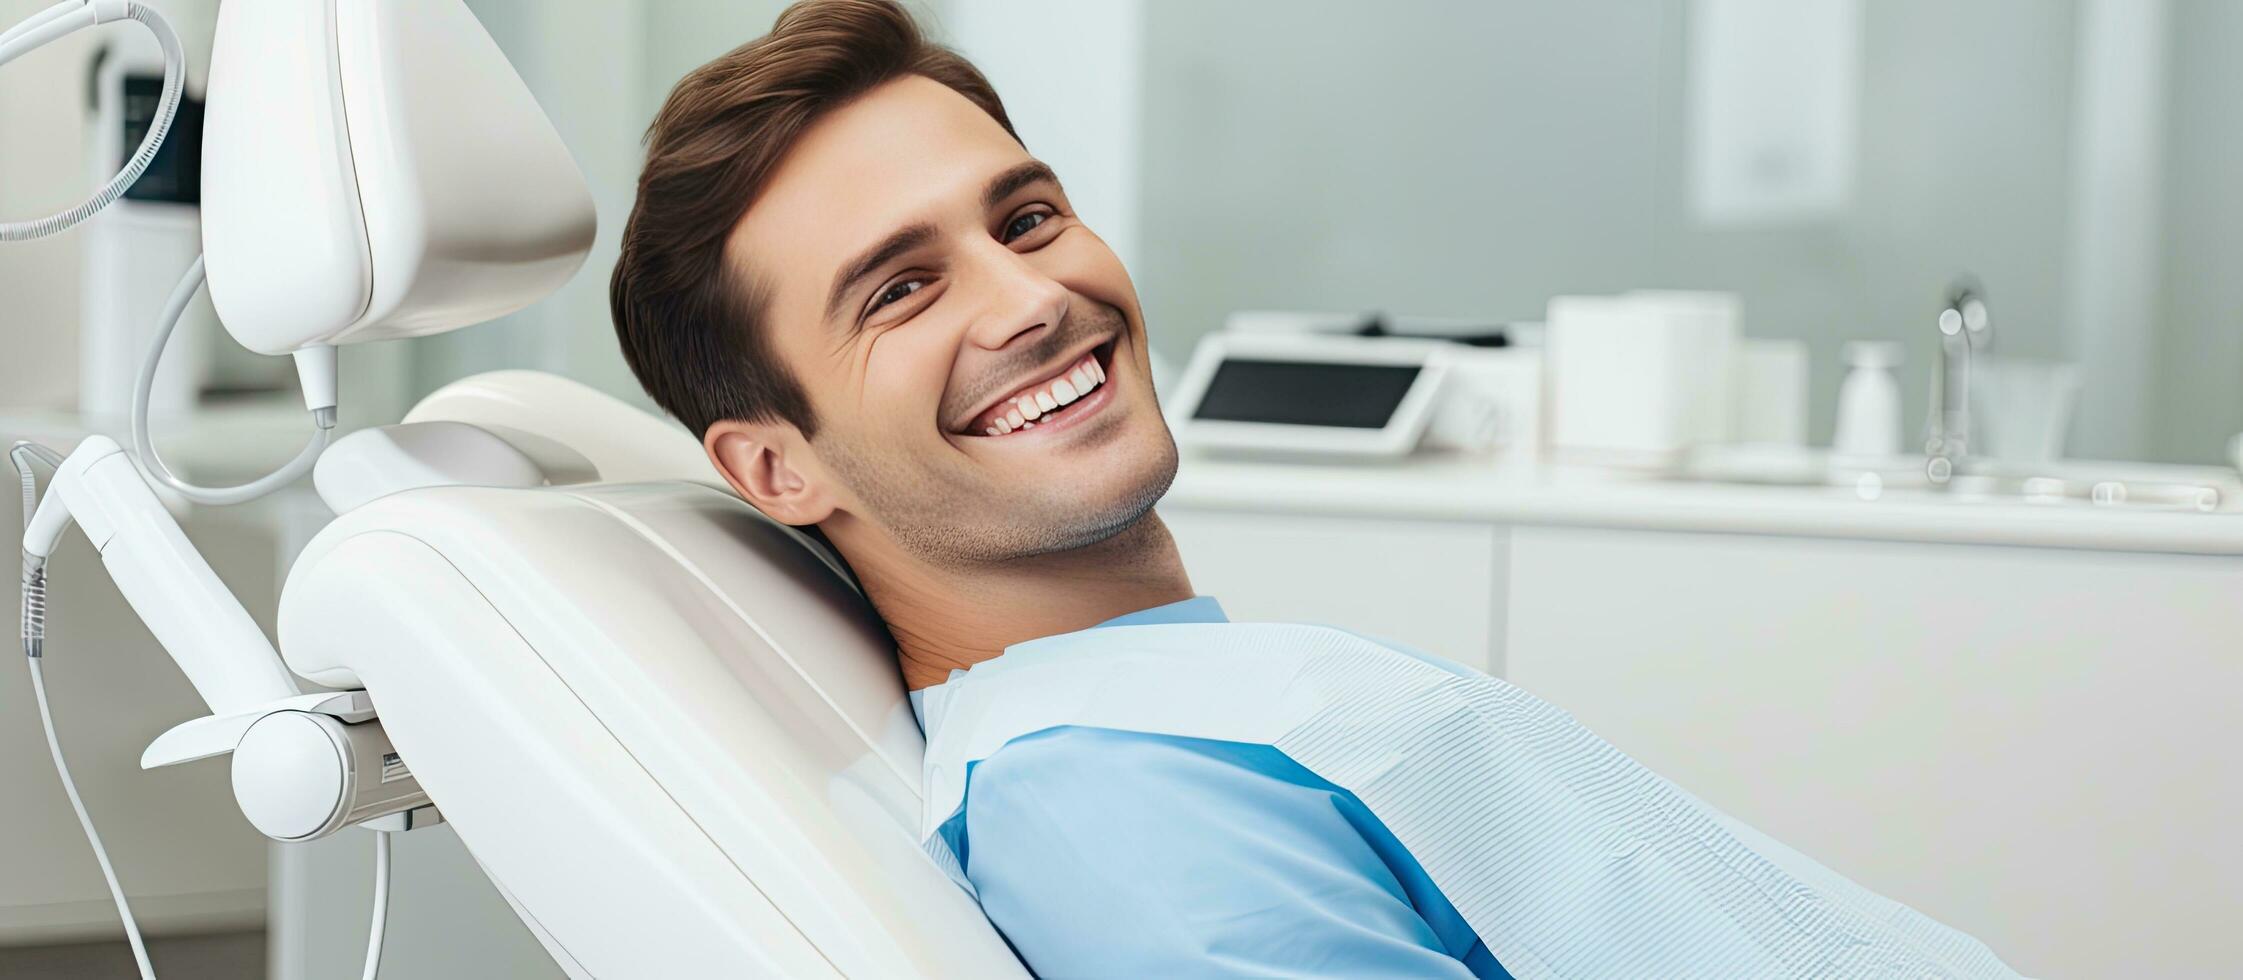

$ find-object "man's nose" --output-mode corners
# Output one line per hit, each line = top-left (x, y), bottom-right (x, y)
(962, 241), (1071, 352)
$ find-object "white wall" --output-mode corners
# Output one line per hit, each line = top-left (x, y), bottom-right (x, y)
(2060, 0), (2170, 461)
(2153, 0), (2243, 465)
(1135, 0), (2098, 456)
(936, 0), (1144, 276)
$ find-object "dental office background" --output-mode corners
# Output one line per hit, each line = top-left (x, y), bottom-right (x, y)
(3, 0), (2238, 978)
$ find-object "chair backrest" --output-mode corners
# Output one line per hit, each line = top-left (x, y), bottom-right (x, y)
(279, 371), (1026, 978)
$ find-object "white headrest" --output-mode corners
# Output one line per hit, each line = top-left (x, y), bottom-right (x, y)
(400, 370), (860, 590)
(201, 0), (595, 355)
(404, 370), (720, 489)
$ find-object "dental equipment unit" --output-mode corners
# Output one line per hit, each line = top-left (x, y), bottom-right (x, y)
(10, 1), (1023, 976)
(1166, 330), (1539, 461)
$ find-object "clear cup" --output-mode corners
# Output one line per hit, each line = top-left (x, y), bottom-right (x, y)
(1976, 358), (2080, 466)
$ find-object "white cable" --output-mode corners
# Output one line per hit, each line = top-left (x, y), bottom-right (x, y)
(0, 0), (89, 56)
(28, 657), (157, 980)
(17, 445), (141, 973)
(0, 0), (82, 50)
(132, 256), (336, 506)
(0, 2), (185, 241)
(364, 830), (392, 980)
(13, 441), (63, 660)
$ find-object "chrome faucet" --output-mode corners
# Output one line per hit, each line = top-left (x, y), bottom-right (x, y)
(1925, 280), (1991, 484)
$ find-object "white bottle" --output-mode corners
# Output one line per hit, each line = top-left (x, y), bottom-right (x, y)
(1831, 341), (1904, 461)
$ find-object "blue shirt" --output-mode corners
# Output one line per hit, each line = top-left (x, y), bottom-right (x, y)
(913, 598), (1508, 979)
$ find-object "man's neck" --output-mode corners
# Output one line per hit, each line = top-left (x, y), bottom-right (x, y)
(837, 512), (1194, 691)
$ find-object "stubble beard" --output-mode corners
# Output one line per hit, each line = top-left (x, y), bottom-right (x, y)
(819, 418), (1179, 569)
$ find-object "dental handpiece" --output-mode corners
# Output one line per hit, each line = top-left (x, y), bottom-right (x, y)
(20, 435), (301, 714)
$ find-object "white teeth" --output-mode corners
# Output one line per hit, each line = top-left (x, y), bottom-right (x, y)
(976, 352), (1110, 434)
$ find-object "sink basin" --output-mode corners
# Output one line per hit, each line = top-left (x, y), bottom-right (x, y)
(1670, 448), (2243, 514)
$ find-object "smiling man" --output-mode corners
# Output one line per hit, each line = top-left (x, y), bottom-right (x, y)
(607, 3), (2021, 978)
(611, 6), (1186, 698)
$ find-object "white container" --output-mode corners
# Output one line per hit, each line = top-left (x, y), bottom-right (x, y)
(1544, 292), (1738, 466)
(1629, 291), (1740, 446)
(1831, 341), (1904, 460)
(1981, 358), (2080, 465)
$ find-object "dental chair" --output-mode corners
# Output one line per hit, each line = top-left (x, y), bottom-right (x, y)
(9, 1), (1023, 972)
(282, 370), (1029, 977)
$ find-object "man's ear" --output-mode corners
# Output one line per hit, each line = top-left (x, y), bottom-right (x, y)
(704, 420), (838, 526)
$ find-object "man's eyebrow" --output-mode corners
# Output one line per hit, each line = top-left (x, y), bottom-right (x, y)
(821, 162), (1062, 324)
(825, 222), (935, 322)
(983, 160), (1060, 211)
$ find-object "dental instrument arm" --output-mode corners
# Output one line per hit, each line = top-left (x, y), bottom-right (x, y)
(21, 435), (303, 714)
(16, 436), (417, 980)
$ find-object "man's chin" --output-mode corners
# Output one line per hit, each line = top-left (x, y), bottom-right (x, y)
(1002, 435), (1179, 560)
(837, 416), (1180, 567)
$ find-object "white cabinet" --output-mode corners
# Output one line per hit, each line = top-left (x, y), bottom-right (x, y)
(1161, 502), (2243, 979)
(1504, 525), (2243, 980)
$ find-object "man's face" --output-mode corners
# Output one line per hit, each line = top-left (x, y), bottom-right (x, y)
(720, 75), (1177, 566)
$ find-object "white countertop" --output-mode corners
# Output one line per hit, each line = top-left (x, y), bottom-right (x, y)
(1167, 448), (2243, 556)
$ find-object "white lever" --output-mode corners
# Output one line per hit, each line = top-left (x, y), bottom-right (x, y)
(143, 690), (375, 769)
(143, 689), (432, 841)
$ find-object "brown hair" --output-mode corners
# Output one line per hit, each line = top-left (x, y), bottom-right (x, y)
(609, 0), (1019, 438)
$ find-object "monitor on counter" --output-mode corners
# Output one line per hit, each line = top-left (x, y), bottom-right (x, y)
(1164, 332), (1451, 457)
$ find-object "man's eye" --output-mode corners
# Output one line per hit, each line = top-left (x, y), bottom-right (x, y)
(1002, 210), (1050, 243)
(869, 278), (924, 313)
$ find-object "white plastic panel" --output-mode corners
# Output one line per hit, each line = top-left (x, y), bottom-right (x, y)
(314, 421), (547, 515)
(200, 0), (373, 354)
(202, 0), (594, 355)
(402, 370), (718, 490)
(331, 0), (596, 343)
(278, 483), (1024, 978)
